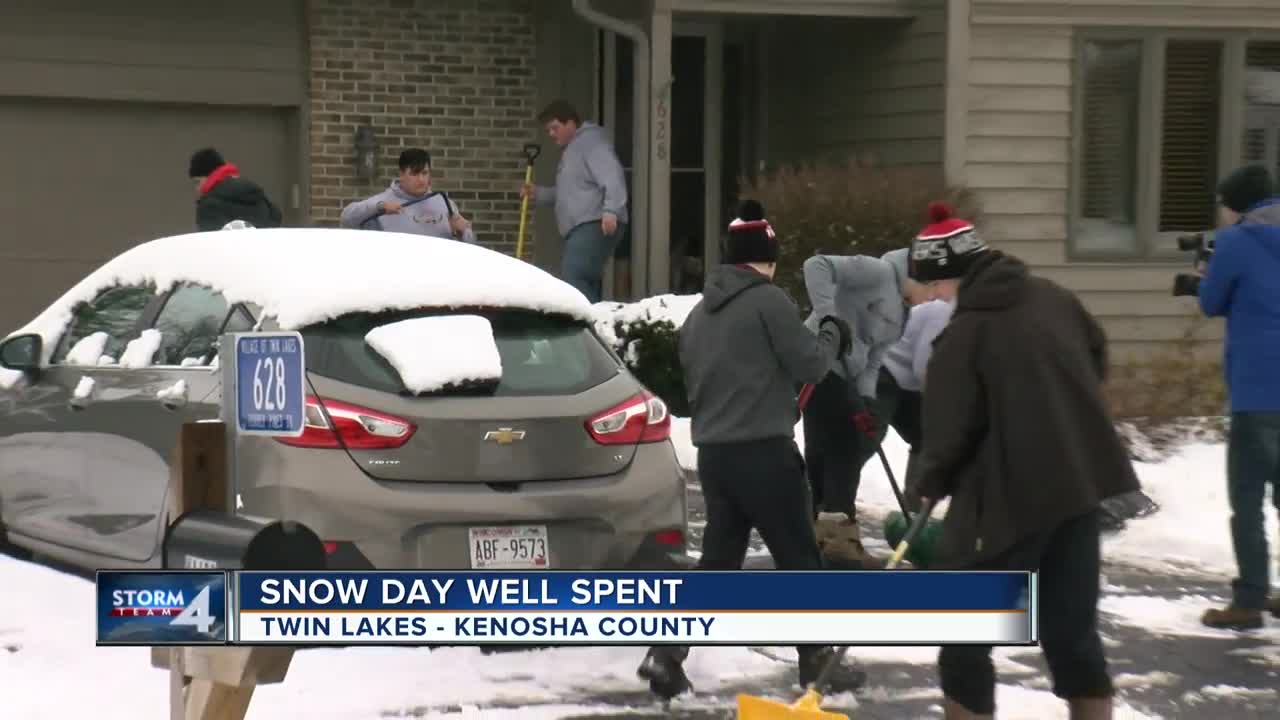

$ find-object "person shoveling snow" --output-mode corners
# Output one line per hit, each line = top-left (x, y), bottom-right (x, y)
(909, 212), (1141, 719)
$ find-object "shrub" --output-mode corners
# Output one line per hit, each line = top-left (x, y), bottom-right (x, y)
(1105, 317), (1227, 453)
(592, 297), (694, 417)
(738, 156), (984, 308)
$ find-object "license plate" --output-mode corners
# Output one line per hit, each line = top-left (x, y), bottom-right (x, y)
(468, 525), (549, 569)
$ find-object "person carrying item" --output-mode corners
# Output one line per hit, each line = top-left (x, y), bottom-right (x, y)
(188, 147), (283, 232)
(341, 148), (475, 243)
(911, 214), (1138, 719)
(521, 99), (628, 303)
(1196, 163), (1280, 630)
(799, 247), (910, 567)
(635, 200), (865, 701)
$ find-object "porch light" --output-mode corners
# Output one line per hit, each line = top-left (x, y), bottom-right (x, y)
(354, 123), (379, 181)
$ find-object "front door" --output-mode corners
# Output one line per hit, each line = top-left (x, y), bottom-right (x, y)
(599, 22), (755, 298)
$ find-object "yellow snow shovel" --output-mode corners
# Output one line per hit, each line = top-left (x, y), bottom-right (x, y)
(734, 498), (939, 720)
(515, 142), (541, 261)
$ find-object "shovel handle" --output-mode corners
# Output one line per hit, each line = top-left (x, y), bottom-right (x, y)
(522, 143), (541, 163)
(797, 383), (815, 412)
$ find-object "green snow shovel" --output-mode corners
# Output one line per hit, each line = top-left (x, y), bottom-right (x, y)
(878, 449), (944, 569)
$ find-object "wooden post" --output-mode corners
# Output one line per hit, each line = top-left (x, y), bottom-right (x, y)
(154, 421), (297, 720)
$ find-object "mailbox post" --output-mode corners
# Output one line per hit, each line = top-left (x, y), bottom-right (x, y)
(153, 330), (314, 720)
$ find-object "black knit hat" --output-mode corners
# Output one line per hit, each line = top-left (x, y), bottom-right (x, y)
(1217, 164), (1274, 214)
(909, 201), (989, 282)
(723, 200), (778, 265)
(188, 148), (225, 178)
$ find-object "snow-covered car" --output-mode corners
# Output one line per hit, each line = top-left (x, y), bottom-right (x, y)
(0, 227), (690, 573)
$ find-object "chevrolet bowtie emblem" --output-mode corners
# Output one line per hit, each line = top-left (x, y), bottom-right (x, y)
(484, 428), (526, 445)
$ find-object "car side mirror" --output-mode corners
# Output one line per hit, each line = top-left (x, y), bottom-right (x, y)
(0, 333), (44, 374)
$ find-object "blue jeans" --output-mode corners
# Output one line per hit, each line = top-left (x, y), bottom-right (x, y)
(561, 221), (622, 303)
(1227, 412), (1280, 609)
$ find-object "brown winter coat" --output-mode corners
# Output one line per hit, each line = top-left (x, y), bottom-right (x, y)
(917, 250), (1141, 568)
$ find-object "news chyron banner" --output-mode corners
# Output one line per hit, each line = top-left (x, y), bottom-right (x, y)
(96, 570), (1035, 647)
(96, 571), (228, 645)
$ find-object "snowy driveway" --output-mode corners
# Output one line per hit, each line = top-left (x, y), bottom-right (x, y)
(1, 425), (1278, 719)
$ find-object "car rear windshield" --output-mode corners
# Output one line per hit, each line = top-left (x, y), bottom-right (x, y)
(298, 307), (621, 397)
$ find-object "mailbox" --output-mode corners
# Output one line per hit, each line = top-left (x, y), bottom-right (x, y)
(163, 510), (328, 571)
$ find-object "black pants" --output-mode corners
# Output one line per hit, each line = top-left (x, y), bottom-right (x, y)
(938, 509), (1114, 714)
(804, 368), (917, 516)
(651, 437), (825, 664)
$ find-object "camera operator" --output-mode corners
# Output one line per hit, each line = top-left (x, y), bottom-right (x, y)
(1197, 163), (1280, 630)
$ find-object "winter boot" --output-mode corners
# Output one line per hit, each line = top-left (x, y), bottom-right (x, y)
(815, 512), (877, 568)
(797, 646), (867, 694)
(1268, 597), (1280, 619)
(636, 647), (692, 700)
(1201, 605), (1264, 630)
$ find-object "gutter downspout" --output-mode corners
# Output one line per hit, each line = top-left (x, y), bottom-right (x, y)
(943, 0), (971, 186)
(572, 0), (650, 300)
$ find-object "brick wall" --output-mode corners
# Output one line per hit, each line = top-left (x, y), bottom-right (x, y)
(307, 0), (539, 255)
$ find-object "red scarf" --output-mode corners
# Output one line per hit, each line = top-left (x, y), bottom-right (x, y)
(199, 163), (240, 196)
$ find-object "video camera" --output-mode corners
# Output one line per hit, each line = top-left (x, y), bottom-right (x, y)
(1171, 230), (1215, 297)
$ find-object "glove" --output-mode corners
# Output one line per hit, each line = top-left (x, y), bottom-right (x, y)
(851, 410), (877, 438)
(819, 314), (853, 358)
(850, 396), (877, 438)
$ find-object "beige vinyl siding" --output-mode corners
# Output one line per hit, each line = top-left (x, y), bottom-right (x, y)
(964, 22), (1214, 361)
(764, 6), (945, 168)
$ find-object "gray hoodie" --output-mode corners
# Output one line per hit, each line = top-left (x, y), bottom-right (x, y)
(680, 265), (845, 447)
(532, 123), (629, 237)
(340, 181), (477, 243)
(802, 254), (908, 399)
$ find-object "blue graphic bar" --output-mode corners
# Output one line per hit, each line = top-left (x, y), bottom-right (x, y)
(235, 571), (1031, 613)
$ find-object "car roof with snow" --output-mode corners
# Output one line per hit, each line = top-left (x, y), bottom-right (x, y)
(5, 226), (595, 354)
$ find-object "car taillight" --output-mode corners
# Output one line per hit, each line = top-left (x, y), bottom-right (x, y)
(586, 390), (671, 445)
(652, 529), (685, 546)
(275, 396), (416, 450)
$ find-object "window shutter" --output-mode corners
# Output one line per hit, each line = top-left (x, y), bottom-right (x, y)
(1158, 40), (1223, 233)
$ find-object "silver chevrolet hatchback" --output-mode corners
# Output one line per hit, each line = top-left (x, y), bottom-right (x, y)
(0, 227), (690, 574)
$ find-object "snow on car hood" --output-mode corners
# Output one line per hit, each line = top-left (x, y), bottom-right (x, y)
(2, 227), (594, 367)
(364, 315), (503, 394)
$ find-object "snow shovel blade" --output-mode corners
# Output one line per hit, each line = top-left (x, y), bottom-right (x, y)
(736, 691), (849, 720)
(881, 511), (943, 569)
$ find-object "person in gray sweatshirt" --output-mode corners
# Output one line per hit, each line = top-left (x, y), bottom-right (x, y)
(522, 99), (628, 303)
(800, 247), (911, 566)
(636, 200), (866, 702)
(340, 148), (476, 243)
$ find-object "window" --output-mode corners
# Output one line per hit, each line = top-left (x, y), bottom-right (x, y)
(151, 284), (232, 366)
(1076, 40), (1142, 253)
(52, 285), (155, 365)
(1072, 34), (1280, 258)
(298, 308), (621, 397)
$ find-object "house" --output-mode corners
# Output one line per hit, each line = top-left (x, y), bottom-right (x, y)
(1, 0), (1277, 360)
